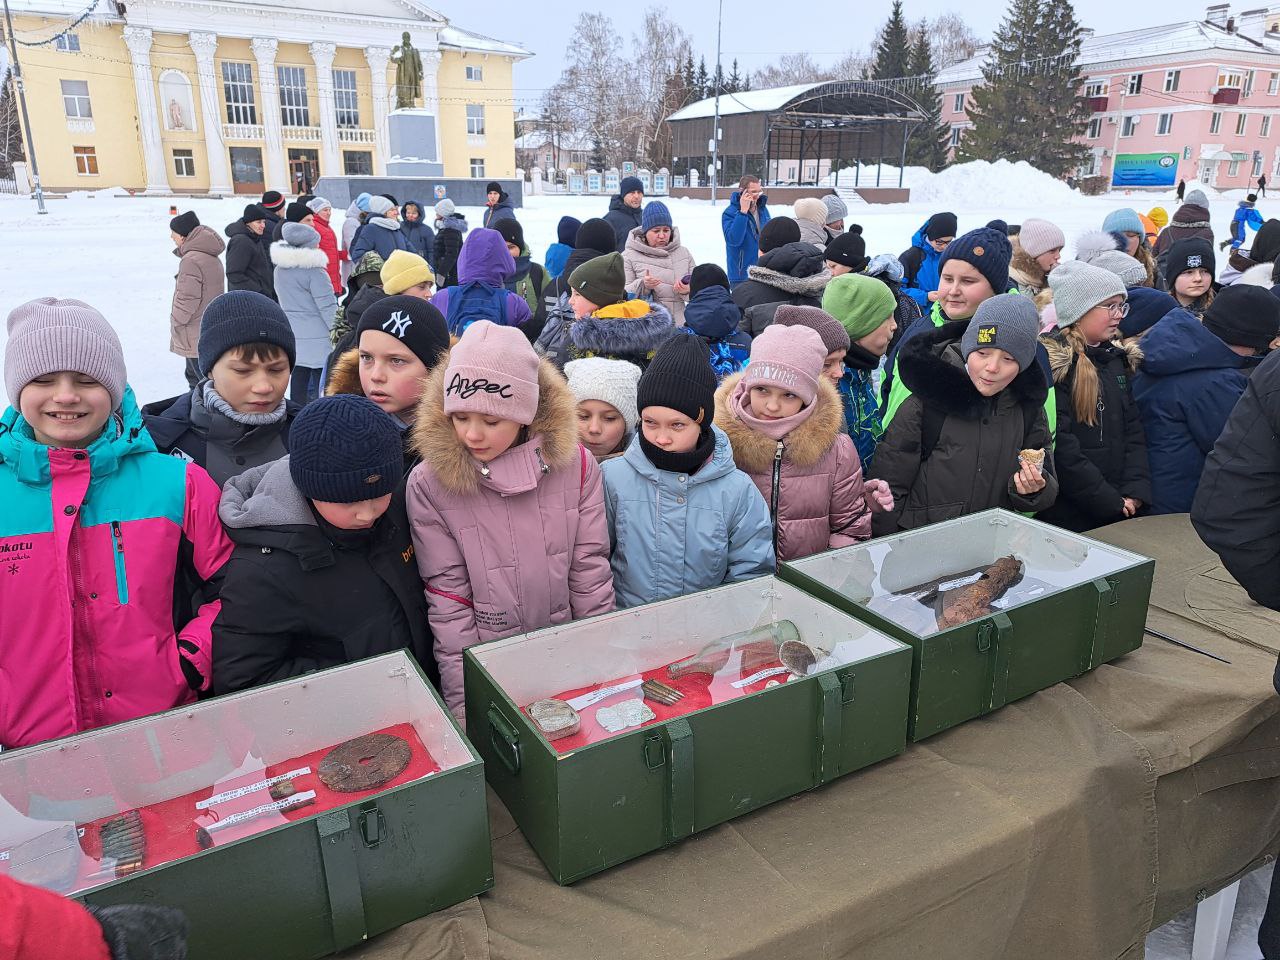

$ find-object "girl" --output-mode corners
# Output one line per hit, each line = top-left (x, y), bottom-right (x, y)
(1164, 238), (1217, 317)
(550, 253), (674, 370)
(432, 199), (468, 289)
(565, 356), (642, 462)
(272, 222), (337, 403)
(1038, 261), (1151, 532)
(622, 201), (696, 326)
(792, 197), (831, 250)
(1008, 218), (1065, 303)
(1102, 208), (1157, 286)
(0, 298), (231, 749)
(406, 320), (615, 718)
(714, 325), (892, 563)
(399, 200), (436, 266)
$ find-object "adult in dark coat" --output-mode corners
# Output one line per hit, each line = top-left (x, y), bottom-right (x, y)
(400, 200), (436, 266)
(224, 203), (276, 300)
(481, 181), (517, 229)
(259, 190), (285, 255)
(603, 176), (645, 252)
(732, 237), (831, 337)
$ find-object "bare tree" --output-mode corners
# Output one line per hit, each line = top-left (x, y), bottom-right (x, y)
(830, 49), (872, 81)
(928, 13), (982, 68)
(751, 52), (834, 89)
(628, 8), (693, 167)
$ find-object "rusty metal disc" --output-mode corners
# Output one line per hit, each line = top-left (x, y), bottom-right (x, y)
(318, 734), (412, 792)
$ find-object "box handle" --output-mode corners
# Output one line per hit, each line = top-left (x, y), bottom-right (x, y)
(813, 672), (848, 786)
(315, 809), (369, 950)
(1086, 578), (1115, 671)
(358, 802), (384, 848)
(487, 706), (522, 775)
(662, 719), (695, 843)
(978, 613), (1014, 711)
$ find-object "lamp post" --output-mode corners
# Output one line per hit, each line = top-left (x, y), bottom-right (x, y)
(2, 0), (47, 213)
(710, 0), (723, 203)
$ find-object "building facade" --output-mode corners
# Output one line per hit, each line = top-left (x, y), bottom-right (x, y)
(8, 0), (529, 194)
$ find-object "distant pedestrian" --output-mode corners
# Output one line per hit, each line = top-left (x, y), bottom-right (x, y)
(604, 176), (645, 252)
(170, 211), (226, 388)
(1259, 173), (1268, 198)
(1176, 179), (1186, 202)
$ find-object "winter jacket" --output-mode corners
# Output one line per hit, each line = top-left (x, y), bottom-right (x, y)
(142, 386), (302, 487)
(272, 238), (338, 368)
(341, 201), (364, 255)
(1154, 203), (1213, 255)
(311, 216), (342, 295)
(213, 458), (436, 694)
(224, 219), (275, 300)
(401, 202), (436, 266)
(171, 225), (226, 359)
(1009, 246), (1053, 306)
(482, 196), (517, 230)
(553, 299), (676, 371)
(715, 372), (870, 562)
(1132, 308), (1260, 515)
(837, 343), (884, 467)
(1230, 200), (1265, 247)
(732, 242), (831, 337)
(0, 389), (232, 749)
(681, 285), (751, 380)
(603, 195), (643, 252)
(603, 426), (774, 608)
(0, 875), (114, 960)
(722, 191), (772, 284)
(544, 241), (573, 280)
(429, 229), (532, 333)
(349, 218), (411, 263)
(507, 250), (550, 344)
(899, 219), (945, 310)
(622, 226), (696, 326)
(433, 215), (468, 288)
(406, 356), (614, 717)
(1037, 332), (1150, 532)
(261, 211), (282, 255)
(1237, 261), (1280, 295)
(870, 321), (1059, 535)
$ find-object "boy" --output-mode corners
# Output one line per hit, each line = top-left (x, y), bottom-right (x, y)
(381, 249), (435, 300)
(548, 252), (674, 370)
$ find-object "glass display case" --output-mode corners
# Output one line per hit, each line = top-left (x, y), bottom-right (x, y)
(781, 510), (1154, 741)
(465, 575), (912, 884)
(0, 651), (491, 960)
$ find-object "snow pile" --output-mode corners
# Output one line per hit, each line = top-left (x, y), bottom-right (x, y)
(821, 163), (934, 190)
(911, 159), (1080, 207)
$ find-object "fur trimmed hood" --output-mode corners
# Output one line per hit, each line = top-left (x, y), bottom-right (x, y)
(714, 371), (843, 471)
(1074, 230), (1121, 264)
(742, 266), (831, 297)
(570, 300), (675, 356)
(899, 319), (1050, 417)
(270, 242), (330, 270)
(1010, 247), (1048, 290)
(409, 352), (579, 496)
(1042, 330), (1142, 383)
(745, 242), (831, 295)
(1237, 261), (1279, 288)
(324, 348), (363, 397)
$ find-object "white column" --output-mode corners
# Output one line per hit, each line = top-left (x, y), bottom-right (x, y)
(188, 32), (233, 196)
(309, 42), (341, 178)
(122, 26), (171, 195)
(251, 37), (289, 193)
(421, 49), (442, 164)
(364, 46), (391, 176)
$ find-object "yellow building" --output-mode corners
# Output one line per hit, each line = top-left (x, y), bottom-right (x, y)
(7, 0), (530, 194)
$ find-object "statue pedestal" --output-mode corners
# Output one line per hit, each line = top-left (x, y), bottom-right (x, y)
(387, 109), (443, 177)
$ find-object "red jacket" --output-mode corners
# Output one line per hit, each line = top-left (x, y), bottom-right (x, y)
(0, 875), (111, 960)
(313, 217), (342, 294)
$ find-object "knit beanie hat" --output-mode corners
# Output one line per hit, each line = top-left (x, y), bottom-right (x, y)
(636, 333), (716, 425)
(924, 212), (958, 241)
(822, 194), (848, 224)
(1102, 208), (1144, 236)
(793, 197), (828, 226)
(960, 294), (1041, 372)
(1250, 219), (1280, 265)
(242, 203), (267, 223)
(1047, 260), (1127, 329)
(689, 263), (730, 297)
(285, 201), (312, 223)
(772, 304), (850, 355)
(619, 175), (644, 197)
(576, 217), (617, 255)
(1091, 250), (1147, 288)
(760, 216), (801, 253)
(368, 196), (395, 216)
(357, 295), (449, 369)
(434, 198), (455, 218)
(821, 273), (897, 341)
(1186, 189), (1210, 208)
(486, 181), (503, 196)
(1203, 285), (1280, 351)
(261, 190), (285, 212)
(823, 229), (868, 271)
(170, 211), (199, 238)
(1165, 238), (1216, 288)
(1018, 219), (1066, 258)
(1148, 207), (1169, 231)
(354, 193), (372, 213)
(306, 196), (332, 215)
(380, 250), (434, 295)
(288, 395), (402, 503)
(282, 222), (320, 249)
(557, 216), (582, 247)
(6, 298), (127, 409)
(1119, 286), (1179, 338)
(641, 201), (673, 233)
(564, 357), (643, 437)
(198, 291), (296, 376)
(941, 220), (1012, 296)
(494, 218), (525, 252)
(569, 252), (626, 306)
(742, 324), (825, 407)
(443, 320), (541, 426)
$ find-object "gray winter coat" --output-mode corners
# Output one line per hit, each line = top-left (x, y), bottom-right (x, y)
(271, 231), (337, 368)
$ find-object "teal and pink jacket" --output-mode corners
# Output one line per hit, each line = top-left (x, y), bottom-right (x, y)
(0, 387), (232, 750)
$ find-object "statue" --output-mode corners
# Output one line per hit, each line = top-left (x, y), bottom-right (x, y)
(168, 98), (186, 130)
(391, 32), (422, 110)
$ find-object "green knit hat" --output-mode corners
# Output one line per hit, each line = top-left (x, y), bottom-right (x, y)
(569, 252), (626, 306)
(821, 274), (897, 340)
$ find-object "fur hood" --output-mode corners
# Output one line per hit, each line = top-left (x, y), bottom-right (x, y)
(270, 242), (330, 270)
(570, 300), (674, 355)
(409, 352), (579, 496)
(899, 319), (1050, 417)
(1042, 330), (1143, 382)
(743, 264), (831, 297)
(1074, 230), (1121, 264)
(714, 371), (843, 471)
(1009, 247), (1048, 288)
(1237, 261), (1279, 288)
(325, 348), (363, 397)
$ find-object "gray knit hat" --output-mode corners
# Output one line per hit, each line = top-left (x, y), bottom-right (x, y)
(773, 304), (851, 355)
(1048, 260), (1127, 329)
(1091, 250), (1147, 288)
(564, 357), (643, 438)
(822, 194), (848, 225)
(1018, 218), (1066, 258)
(434, 198), (455, 218)
(1185, 189), (1209, 207)
(960, 294), (1041, 372)
(5, 298), (126, 409)
(282, 222), (320, 248)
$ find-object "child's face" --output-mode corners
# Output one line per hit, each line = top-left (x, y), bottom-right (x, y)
(402, 280), (434, 299)
(965, 349), (1021, 397)
(1122, 232), (1141, 256)
(210, 347), (290, 414)
(855, 316), (898, 358)
(576, 399), (627, 458)
(938, 260), (995, 320)
(1036, 248), (1063, 273)
(1076, 296), (1125, 345)
(825, 261), (854, 277)
(311, 495), (392, 530)
(19, 371), (113, 448)
(822, 349), (845, 384)
(359, 330), (429, 420)
(404, 207), (419, 222)
(1175, 268), (1212, 302)
(748, 384), (804, 421)
(568, 290), (599, 319)
(506, 241), (522, 259)
(451, 412), (522, 462)
(641, 406), (700, 453)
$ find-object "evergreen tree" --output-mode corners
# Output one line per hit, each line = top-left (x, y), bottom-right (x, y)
(957, 0), (1091, 177)
(590, 135), (606, 171)
(712, 64), (724, 97)
(682, 52), (697, 103)
(870, 0), (913, 81)
(695, 57), (710, 100)
(727, 58), (743, 93)
(906, 29), (951, 171)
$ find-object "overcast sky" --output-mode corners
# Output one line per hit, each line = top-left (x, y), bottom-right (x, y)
(487, 0), (1219, 109)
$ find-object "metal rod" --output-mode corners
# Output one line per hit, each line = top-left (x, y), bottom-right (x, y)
(1143, 627), (1232, 664)
(899, 120), (908, 189)
(710, 0), (723, 203)
(2, 0), (47, 213)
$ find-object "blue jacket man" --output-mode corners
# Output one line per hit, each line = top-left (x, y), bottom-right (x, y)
(721, 178), (771, 285)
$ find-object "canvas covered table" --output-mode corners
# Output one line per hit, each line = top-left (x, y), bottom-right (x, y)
(345, 514), (1280, 960)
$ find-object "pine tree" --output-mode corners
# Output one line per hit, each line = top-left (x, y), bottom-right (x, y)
(590, 135), (606, 171)
(957, 0), (1091, 178)
(727, 58), (743, 94)
(682, 52), (697, 103)
(870, 0), (913, 81)
(906, 29), (951, 171)
(695, 57), (710, 100)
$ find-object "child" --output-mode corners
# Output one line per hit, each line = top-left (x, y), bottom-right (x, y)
(732, 220), (830, 337)
(899, 211), (957, 309)
(406, 320), (614, 717)
(823, 229), (868, 277)
(272, 222), (337, 403)
(1165, 238), (1217, 317)
(603, 334), (774, 607)
(1038, 261), (1150, 532)
(495, 219), (550, 342)
(550, 252), (675, 370)
(772, 302), (850, 388)
(224, 203), (275, 300)
(381, 249), (435, 300)
(326, 251), (385, 367)
(680, 264), (752, 380)
(871, 294), (1058, 534)
(213, 395), (436, 693)
(1102, 208), (1157, 285)
(0, 298), (231, 749)
(714, 324), (891, 562)
(1009, 218), (1065, 302)
(544, 215), (580, 279)
(792, 197), (830, 250)
(432, 199), (468, 289)
(170, 210), (226, 389)
(622, 201), (695, 326)
(429, 228), (532, 338)
(565, 356), (642, 462)
(143, 291), (300, 485)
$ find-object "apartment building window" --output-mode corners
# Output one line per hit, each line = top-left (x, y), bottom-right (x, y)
(277, 66), (310, 127)
(221, 62), (257, 125)
(1217, 68), (1244, 89)
(953, 93), (965, 113)
(334, 69), (359, 128)
(1157, 113), (1172, 136)
(1126, 73), (1143, 95)
(73, 145), (98, 175)
(1120, 115), (1137, 137)
(1087, 118), (1102, 139)
(1084, 79), (1108, 97)
(949, 125), (962, 148)
(1210, 111), (1223, 134)
(1263, 114), (1272, 137)
(466, 104), (485, 136)
(1254, 155), (1265, 177)
(54, 32), (80, 52)
(343, 151), (372, 176)
(1270, 72), (1280, 95)
(470, 157), (485, 178)
(1245, 70), (1256, 97)
(1228, 157), (1242, 177)
(60, 79), (91, 118)
(1163, 70), (1180, 92)
(465, 65), (483, 82)
(1237, 113), (1248, 136)
(173, 149), (195, 177)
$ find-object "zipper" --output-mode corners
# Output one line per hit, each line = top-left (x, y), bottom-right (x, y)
(110, 520), (129, 605)
(770, 441), (784, 561)
(69, 513), (102, 729)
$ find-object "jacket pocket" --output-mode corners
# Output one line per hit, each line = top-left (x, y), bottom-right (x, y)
(110, 521), (129, 605)
(456, 525), (491, 607)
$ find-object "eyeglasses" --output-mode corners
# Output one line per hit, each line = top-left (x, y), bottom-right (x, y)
(1102, 301), (1130, 318)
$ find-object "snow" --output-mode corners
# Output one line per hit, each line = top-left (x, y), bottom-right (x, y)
(437, 24), (532, 58)
(667, 83), (823, 121)
(910, 159), (1082, 207)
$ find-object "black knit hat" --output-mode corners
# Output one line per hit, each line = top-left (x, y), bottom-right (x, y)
(198, 290), (296, 375)
(288, 395), (403, 504)
(824, 229), (868, 271)
(1165, 238), (1216, 288)
(261, 190), (285, 212)
(760, 216), (801, 253)
(924, 212), (958, 241)
(170, 211), (199, 238)
(689, 263), (730, 297)
(636, 333), (716, 425)
(575, 217), (616, 255)
(356, 295), (450, 369)
(1204, 285), (1280, 351)
(285, 201), (312, 223)
(494, 218), (525, 251)
(486, 181), (503, 195)
(242, 203), (268, 223)
(1250, 219), (1280, 266)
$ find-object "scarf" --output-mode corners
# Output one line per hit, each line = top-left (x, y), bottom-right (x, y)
(203, 381), (288, 427)
(729, 381), (815, 442)
(640, 426), (715, 475)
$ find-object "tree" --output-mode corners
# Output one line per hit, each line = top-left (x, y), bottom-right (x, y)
(831, 49), (872, 81)
(726, 58), (744, 94)
(930, 13), (982, 68)
(682, 52), (697, 103)
(870, 0), (912, 80)
(957, 0), (1090, 178)
(695, 57), (709, 100)
(752, 52), (831, 89)
(590, 135), (606, 171)
(905, 28), (951, 171)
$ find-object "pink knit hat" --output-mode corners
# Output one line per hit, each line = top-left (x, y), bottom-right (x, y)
(742, 324), (825, 407)
(443, 320), (540, 425)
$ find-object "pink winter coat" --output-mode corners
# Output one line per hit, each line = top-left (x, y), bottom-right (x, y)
(406, 356), (615, 717)
(622, 226), (696, 326)
(714, 371), (871, 563)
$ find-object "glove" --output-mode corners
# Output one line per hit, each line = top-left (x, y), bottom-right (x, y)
(863, 478), (894, 514)
(89, 903), (189, 960)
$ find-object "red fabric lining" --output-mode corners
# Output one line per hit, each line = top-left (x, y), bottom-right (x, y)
(427, 586), (474, 608)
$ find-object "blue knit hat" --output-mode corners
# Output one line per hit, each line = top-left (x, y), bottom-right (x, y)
(198, 291), (296, 375)
(941, 220), (1012, 297)
(557, 216), (582, 246)
(288, 395), (403, 503)
(619, 175), (644, 197)
(1102, 208), (1145, 236)
(641, 201), (673, 233)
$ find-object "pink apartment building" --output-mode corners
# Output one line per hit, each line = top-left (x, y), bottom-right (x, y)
(938, 4), (1280, 190)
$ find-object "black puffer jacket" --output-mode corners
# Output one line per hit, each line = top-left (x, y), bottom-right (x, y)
(224, 219), (276, 300)
(731, 242), (831, 337)
(604, 195), (643, 252)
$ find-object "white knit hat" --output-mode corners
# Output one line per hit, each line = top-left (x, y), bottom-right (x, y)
(1047, 261), (1127, 329)
(564, 357), (642, 437)
(1018, 219), (1066, 259)
(793, 197), (828, 226)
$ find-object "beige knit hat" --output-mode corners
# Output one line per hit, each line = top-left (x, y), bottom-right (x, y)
(5, 298), (126, 409)
(793, 197), (829, 225)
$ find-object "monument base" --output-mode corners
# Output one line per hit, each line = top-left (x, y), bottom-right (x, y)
(388, 110), (444, 178)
